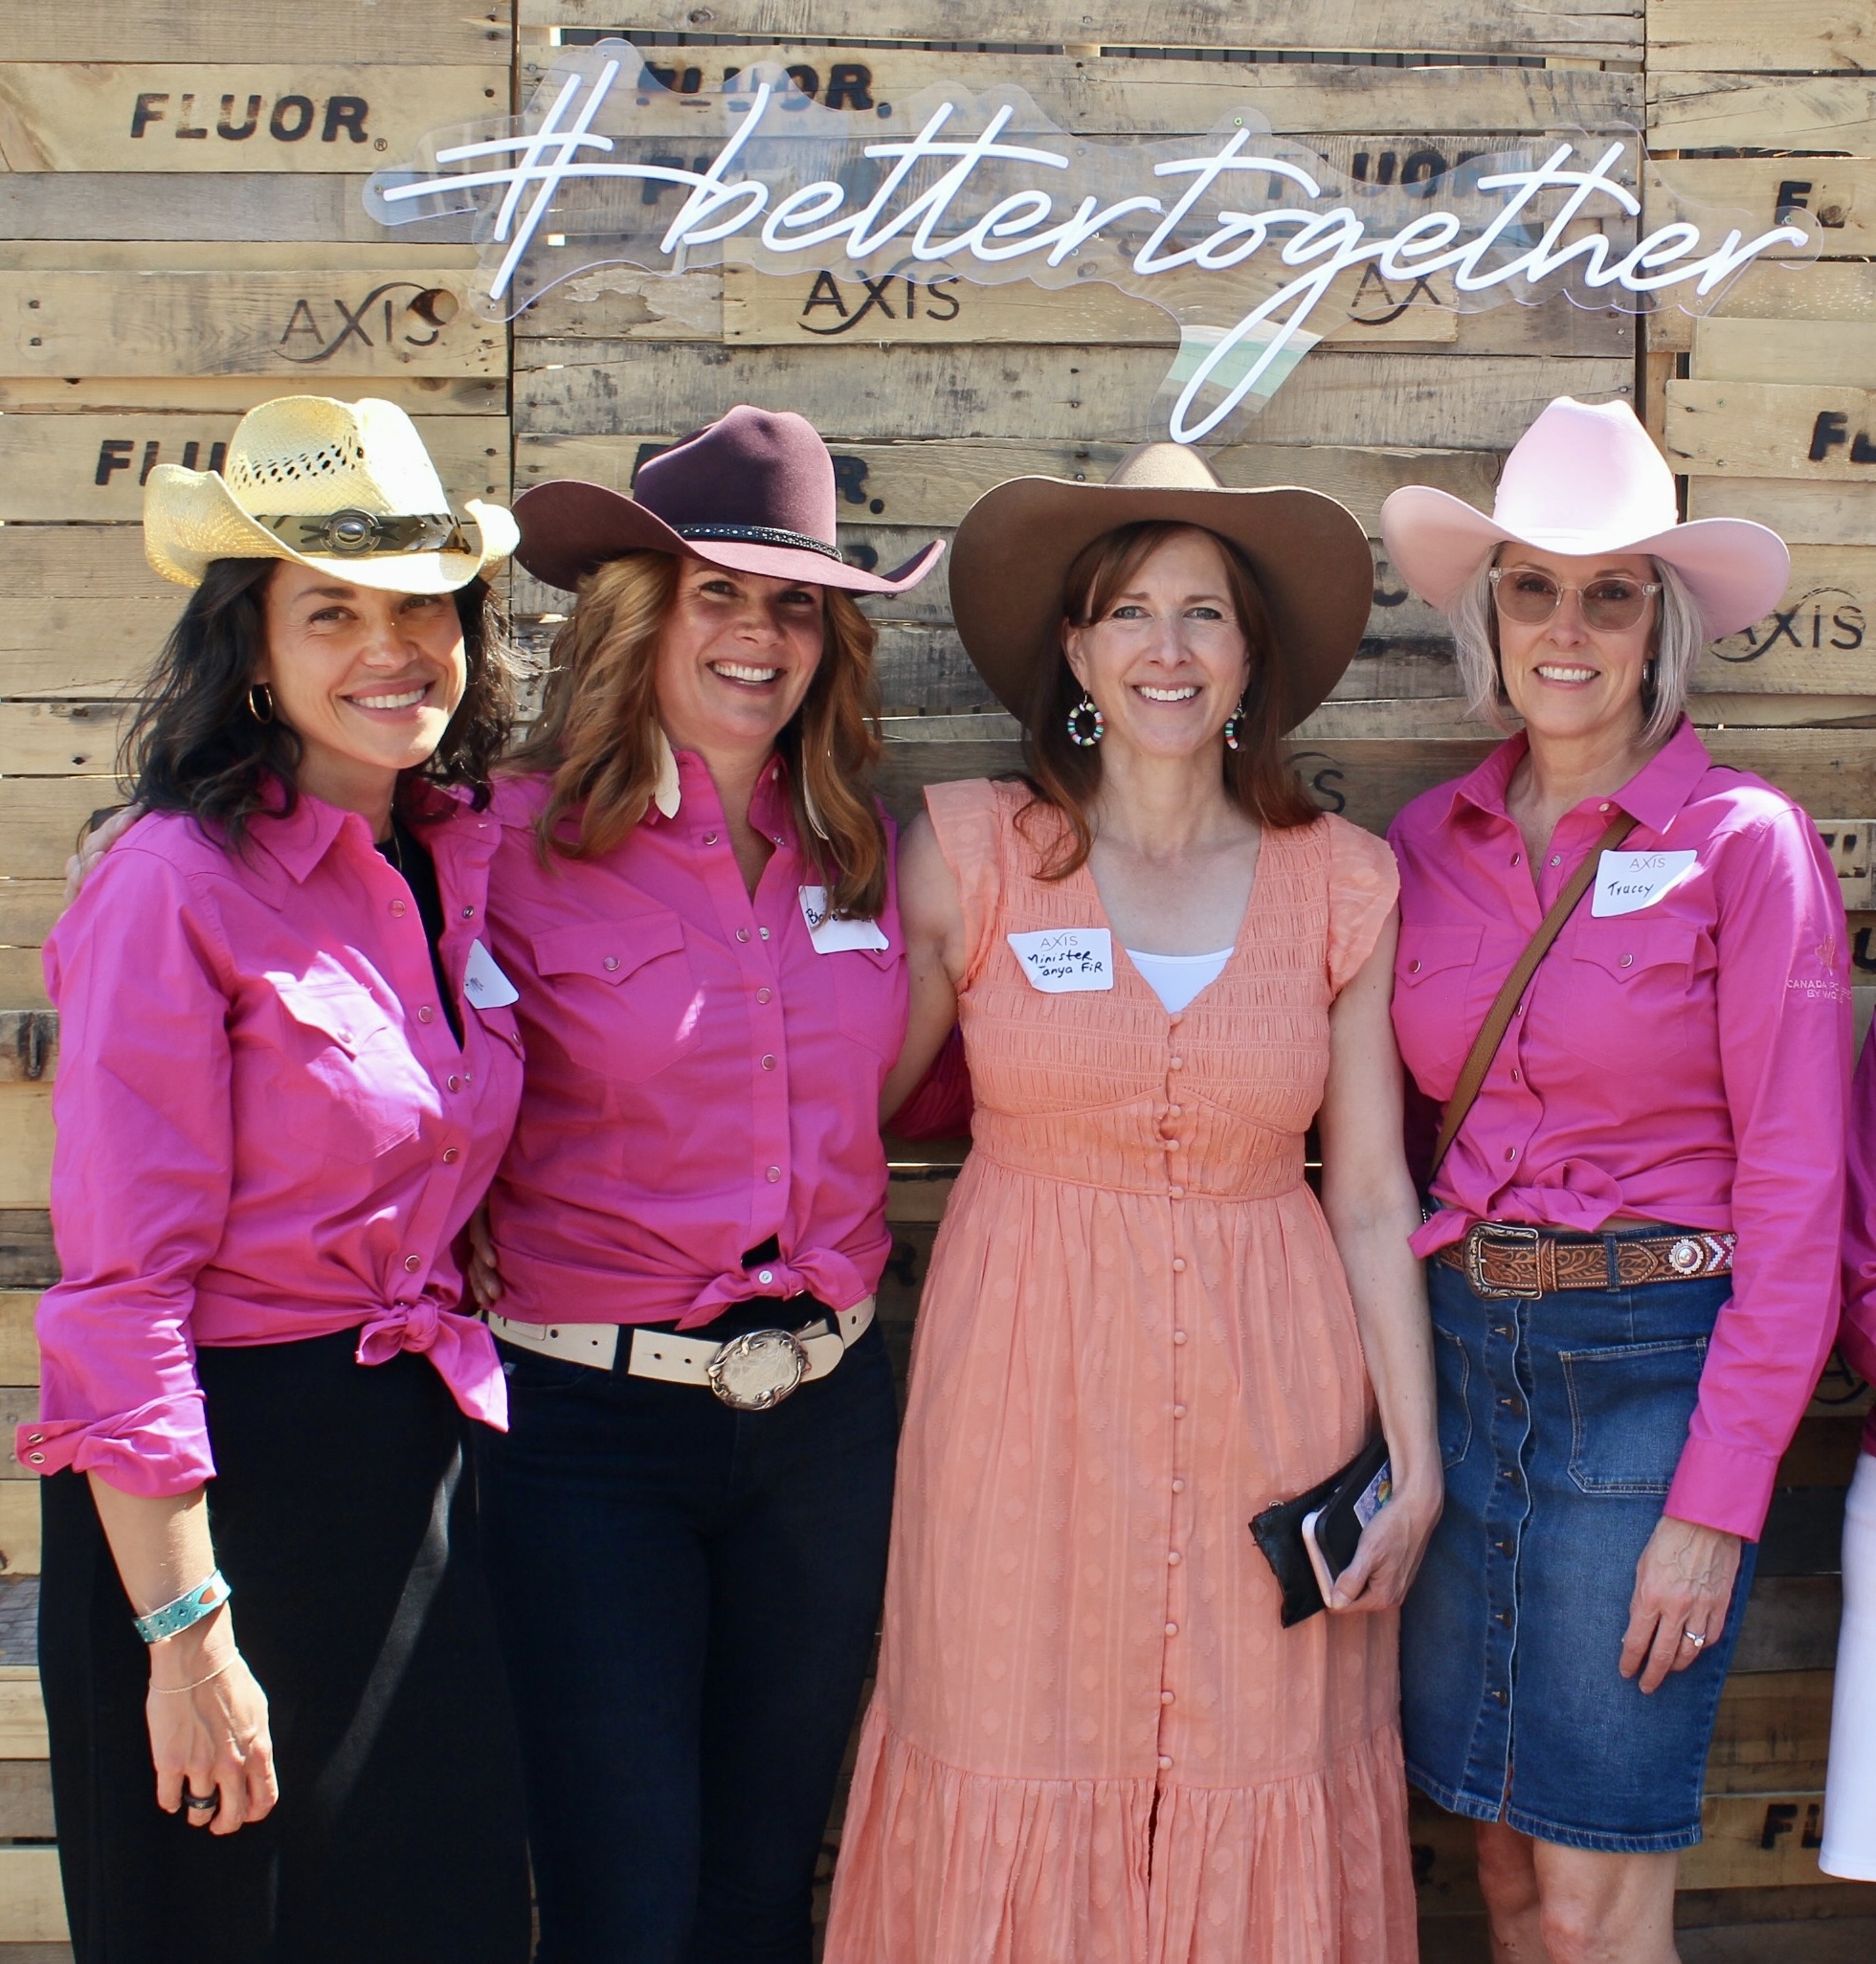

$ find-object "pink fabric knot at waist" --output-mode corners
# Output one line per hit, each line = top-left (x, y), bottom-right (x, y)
(354, 1300), (508, 1430)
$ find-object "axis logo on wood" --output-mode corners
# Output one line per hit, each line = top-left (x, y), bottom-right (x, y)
(370, 37), (1811, 443)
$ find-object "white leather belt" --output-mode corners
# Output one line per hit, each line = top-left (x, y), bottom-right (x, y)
(487, 1297), (875, 1412)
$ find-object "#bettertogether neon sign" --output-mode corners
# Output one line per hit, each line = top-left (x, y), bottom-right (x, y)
(368, 39), (1810, 442)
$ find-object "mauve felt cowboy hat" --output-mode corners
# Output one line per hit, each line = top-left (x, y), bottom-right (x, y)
(948, 442), (1373, 732)
(513, 404), (944, 595)
(1380, 395), (1790, 639)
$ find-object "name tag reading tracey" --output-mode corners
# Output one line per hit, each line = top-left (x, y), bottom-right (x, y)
(1007, 927), (1115, 993)
(461, 937), (520, 1008)
(1591, 849), (1699, 918)
(799, 885), (890, 953)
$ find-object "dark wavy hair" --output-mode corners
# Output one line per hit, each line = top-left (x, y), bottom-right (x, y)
(1018, 520), (1320, 878)
(121, 557), (516, 845)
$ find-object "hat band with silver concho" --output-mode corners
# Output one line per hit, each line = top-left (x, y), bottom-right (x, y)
(673, 522), (843, 562)
(256, 508), (479, 558)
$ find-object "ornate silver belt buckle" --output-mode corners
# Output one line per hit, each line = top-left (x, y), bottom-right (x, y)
(1463, 1222), (1543, 1300)
(705, 1328), (808, 1411)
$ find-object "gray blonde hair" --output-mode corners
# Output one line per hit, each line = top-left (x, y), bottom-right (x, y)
(1448, 550), (1705, 746)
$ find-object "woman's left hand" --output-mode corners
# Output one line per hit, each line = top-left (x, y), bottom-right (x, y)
(1323, 1481), (1442, 1614)
(1620, 1516), (1743, 1693)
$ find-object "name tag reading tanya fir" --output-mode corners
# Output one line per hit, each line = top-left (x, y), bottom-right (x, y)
(799, 885), (890, 952)
(1007, 927), (1115, 993)
(1591, 849), (1699, 918)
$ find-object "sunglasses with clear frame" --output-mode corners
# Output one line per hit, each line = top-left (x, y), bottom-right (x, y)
(1488, 565), (1663, 632)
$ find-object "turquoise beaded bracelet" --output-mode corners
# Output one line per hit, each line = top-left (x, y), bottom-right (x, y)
(133, 1571), (232, 1645)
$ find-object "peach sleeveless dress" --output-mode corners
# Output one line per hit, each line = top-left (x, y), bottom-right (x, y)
(826, 779), (1416, 1964)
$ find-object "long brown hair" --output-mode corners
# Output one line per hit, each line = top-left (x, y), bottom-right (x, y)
(508, 551), (889, 917)
(1017, 520), (1320, 878)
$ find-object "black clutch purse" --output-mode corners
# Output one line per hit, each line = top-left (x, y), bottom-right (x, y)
(1249, 1435), (1391, 1628)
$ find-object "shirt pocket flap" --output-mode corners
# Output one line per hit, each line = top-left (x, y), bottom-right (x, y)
(1396, 924), (1483, 987)
(530, 914), (686, 986)
(274, 981), (375, 1056)
(1572, 918), (1700, 982)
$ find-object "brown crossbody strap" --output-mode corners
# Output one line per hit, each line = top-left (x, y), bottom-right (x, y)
(1426, 813), (1639, 1183)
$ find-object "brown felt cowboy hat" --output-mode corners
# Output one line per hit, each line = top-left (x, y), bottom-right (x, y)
(513, 404), (944, 595)
(949, 443), (1372, 731)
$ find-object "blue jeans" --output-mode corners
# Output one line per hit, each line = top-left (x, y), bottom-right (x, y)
(1402, 1244), (1755, 1852)
(476, 1305), (898, 1964)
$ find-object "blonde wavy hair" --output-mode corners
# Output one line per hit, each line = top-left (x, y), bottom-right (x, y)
(508, 551), (890, 918)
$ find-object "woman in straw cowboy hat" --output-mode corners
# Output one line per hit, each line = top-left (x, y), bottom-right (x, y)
(31, 396), (531, 1961)
(825, 445), (1440, 1962)
(461, 406), (942, 1962)
(1380, 396), (1847, 1961)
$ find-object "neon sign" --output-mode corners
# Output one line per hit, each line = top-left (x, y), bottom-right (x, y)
(368, 39), (1810, 443)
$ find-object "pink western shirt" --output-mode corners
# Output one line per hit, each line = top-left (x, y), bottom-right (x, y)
(1389, 720), (1851, 1540)
(1836, 1043), (1876, 1456)
(481, 755), (907, 1330)
(23, 789), (525, 1499)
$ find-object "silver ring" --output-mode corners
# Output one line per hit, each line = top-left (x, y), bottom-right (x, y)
(1683, 1628), (1707, 1649)
(183, 1789), (217, 1813)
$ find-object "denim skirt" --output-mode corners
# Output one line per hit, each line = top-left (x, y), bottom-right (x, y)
(1400, 1234), (1757, 1853)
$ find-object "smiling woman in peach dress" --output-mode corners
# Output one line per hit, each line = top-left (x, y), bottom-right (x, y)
(824, 444), (1440, 1964)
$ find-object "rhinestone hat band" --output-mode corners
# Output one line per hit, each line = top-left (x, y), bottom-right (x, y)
(673, 521), (843, 561)
(257, 508), (477, 558)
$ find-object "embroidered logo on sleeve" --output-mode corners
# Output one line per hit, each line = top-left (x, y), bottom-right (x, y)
(1787, 933), (1851, 1003)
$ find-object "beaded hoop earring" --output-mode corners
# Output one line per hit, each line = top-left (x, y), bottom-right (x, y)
(1065, 693), (1106, 747)
(1222, 697), (1248, 752)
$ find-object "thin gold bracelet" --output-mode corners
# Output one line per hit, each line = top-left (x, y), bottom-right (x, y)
(149, 1657), (236, 1695)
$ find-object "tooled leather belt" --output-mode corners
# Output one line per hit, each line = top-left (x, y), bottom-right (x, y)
(1434, 1220), (1735, 1300)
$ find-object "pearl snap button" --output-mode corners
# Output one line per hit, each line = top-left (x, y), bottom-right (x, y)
(447, 1074), (461, 1091)
(442, 1148), (459, 1164)
(758, 1269), (774, 1284)
(404, 1254), (421, 1272)
(417, 1005), (435, 1023)
(1409, 959), (1421, 973)
(1157, 1754), (1172, 1771)
(737, 927), (751, 943)
(1172, 1258), (1186, 1273)
(1168, 1055), (1184, 1069)
(28, 1452), (43, 1465)
(603, 955), (620, 971)
(1505, 1147), (1517, 1161)
(756, 987), (772, 1004)
(766, 1166), (781, 1183)
(1165, 1621), (1178, 1637)
(391, 899), (408, 917)
(1172, 1330), (1187, 1346)
(1167, 1550), (1181, 1565)
(1619, 952), (1634, 968)
(1161, 1689), (1174, 1705)
(760, 926), (770, 940)
(704, 832), (720, 845)
(461, 905), (476, 919)
(1172, 1403), (1187, 1419)
(761, 1054), (776, 1070)
(1171, 1479), (1185, 1493)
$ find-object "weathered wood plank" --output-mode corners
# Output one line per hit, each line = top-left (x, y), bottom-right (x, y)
(8, 241), (480, 273)
(1648, 262), (1876, 359)
(0, 781), (124, 882)
(1706, 1670), (1834, 1796)
(0, 1679), (44, 1759)
(0, 415), (509, 523)
(0, 272), (502, 380)
(514, 345), (1633, 449)
(1693, 320), (1876, 392)
(0, 1302), (40, 1389)
(0, 1762), (54, 1841)
(1776, 1415), (1865, 1489)
(0, 886), (58, 951)
(1665, 381), (1876, 484)
(514, 431), (1503, 535)
(1733, 1574), (1844, 1676)
(0, 705), (134, 777)
(526, 2), (1642, 59)
(0, 526), (165, 601)
(1648, 75), (1876, 156)
(1689, 479), (1876, 549)
(0, 172), (480, 244)
(1647, 2), (1876, 75)
(0, 1090), (52, 1214)
(1649, 162), (1876, 261)
(514, 45), (1640, 135)
(1700, 547), (1876, 694)
(0, 0), (512, 63)
(1686, 1794), (1841, 1889)
(0, 1487), (39, 1579)
(0, 376), (503, 417)
(0, 1849), (65, 1944)
(0, 952), (56, 1013)
(0, 1219), (56, 1295)
(0, 67), (508, 173)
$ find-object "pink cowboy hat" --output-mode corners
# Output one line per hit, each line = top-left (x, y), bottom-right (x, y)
(1380, 395), (1789, 639)
(513, 403), (943, 595)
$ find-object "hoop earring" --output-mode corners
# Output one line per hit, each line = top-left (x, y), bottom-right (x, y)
(1222, 697), (1248, 752)
(1065, 692), (1105, 748)
(246, 683), (275, 725)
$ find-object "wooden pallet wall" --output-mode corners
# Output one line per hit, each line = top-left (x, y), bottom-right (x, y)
(3, 2), (1875, 1956)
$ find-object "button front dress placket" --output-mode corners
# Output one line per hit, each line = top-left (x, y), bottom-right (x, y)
(1156, 1008), (1193, 1781)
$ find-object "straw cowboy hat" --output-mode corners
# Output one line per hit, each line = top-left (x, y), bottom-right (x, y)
(948, 442), (1373, 731)
(1380, 394), (1790, 639)
(143, 395), (517, 593)
(514, 404), (944, 595)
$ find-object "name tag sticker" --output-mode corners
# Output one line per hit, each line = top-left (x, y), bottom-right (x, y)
(1591, 849), (1699, 918)
(1007, 927), (1115, 993)
(799, 885), (890, 953)
(462, 938), (520, 1009)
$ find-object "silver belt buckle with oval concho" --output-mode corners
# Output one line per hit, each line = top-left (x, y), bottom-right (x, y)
(705, 1328), (809, 1410)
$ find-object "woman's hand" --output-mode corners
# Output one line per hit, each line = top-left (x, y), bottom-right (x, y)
(466, 1206), (503, 1309)
(1620, 1516), (1744, 1693)
(62, 802), (144, 908)
(145, 1620), (278, 1834)
(1321, 1479), (1442, 1614)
